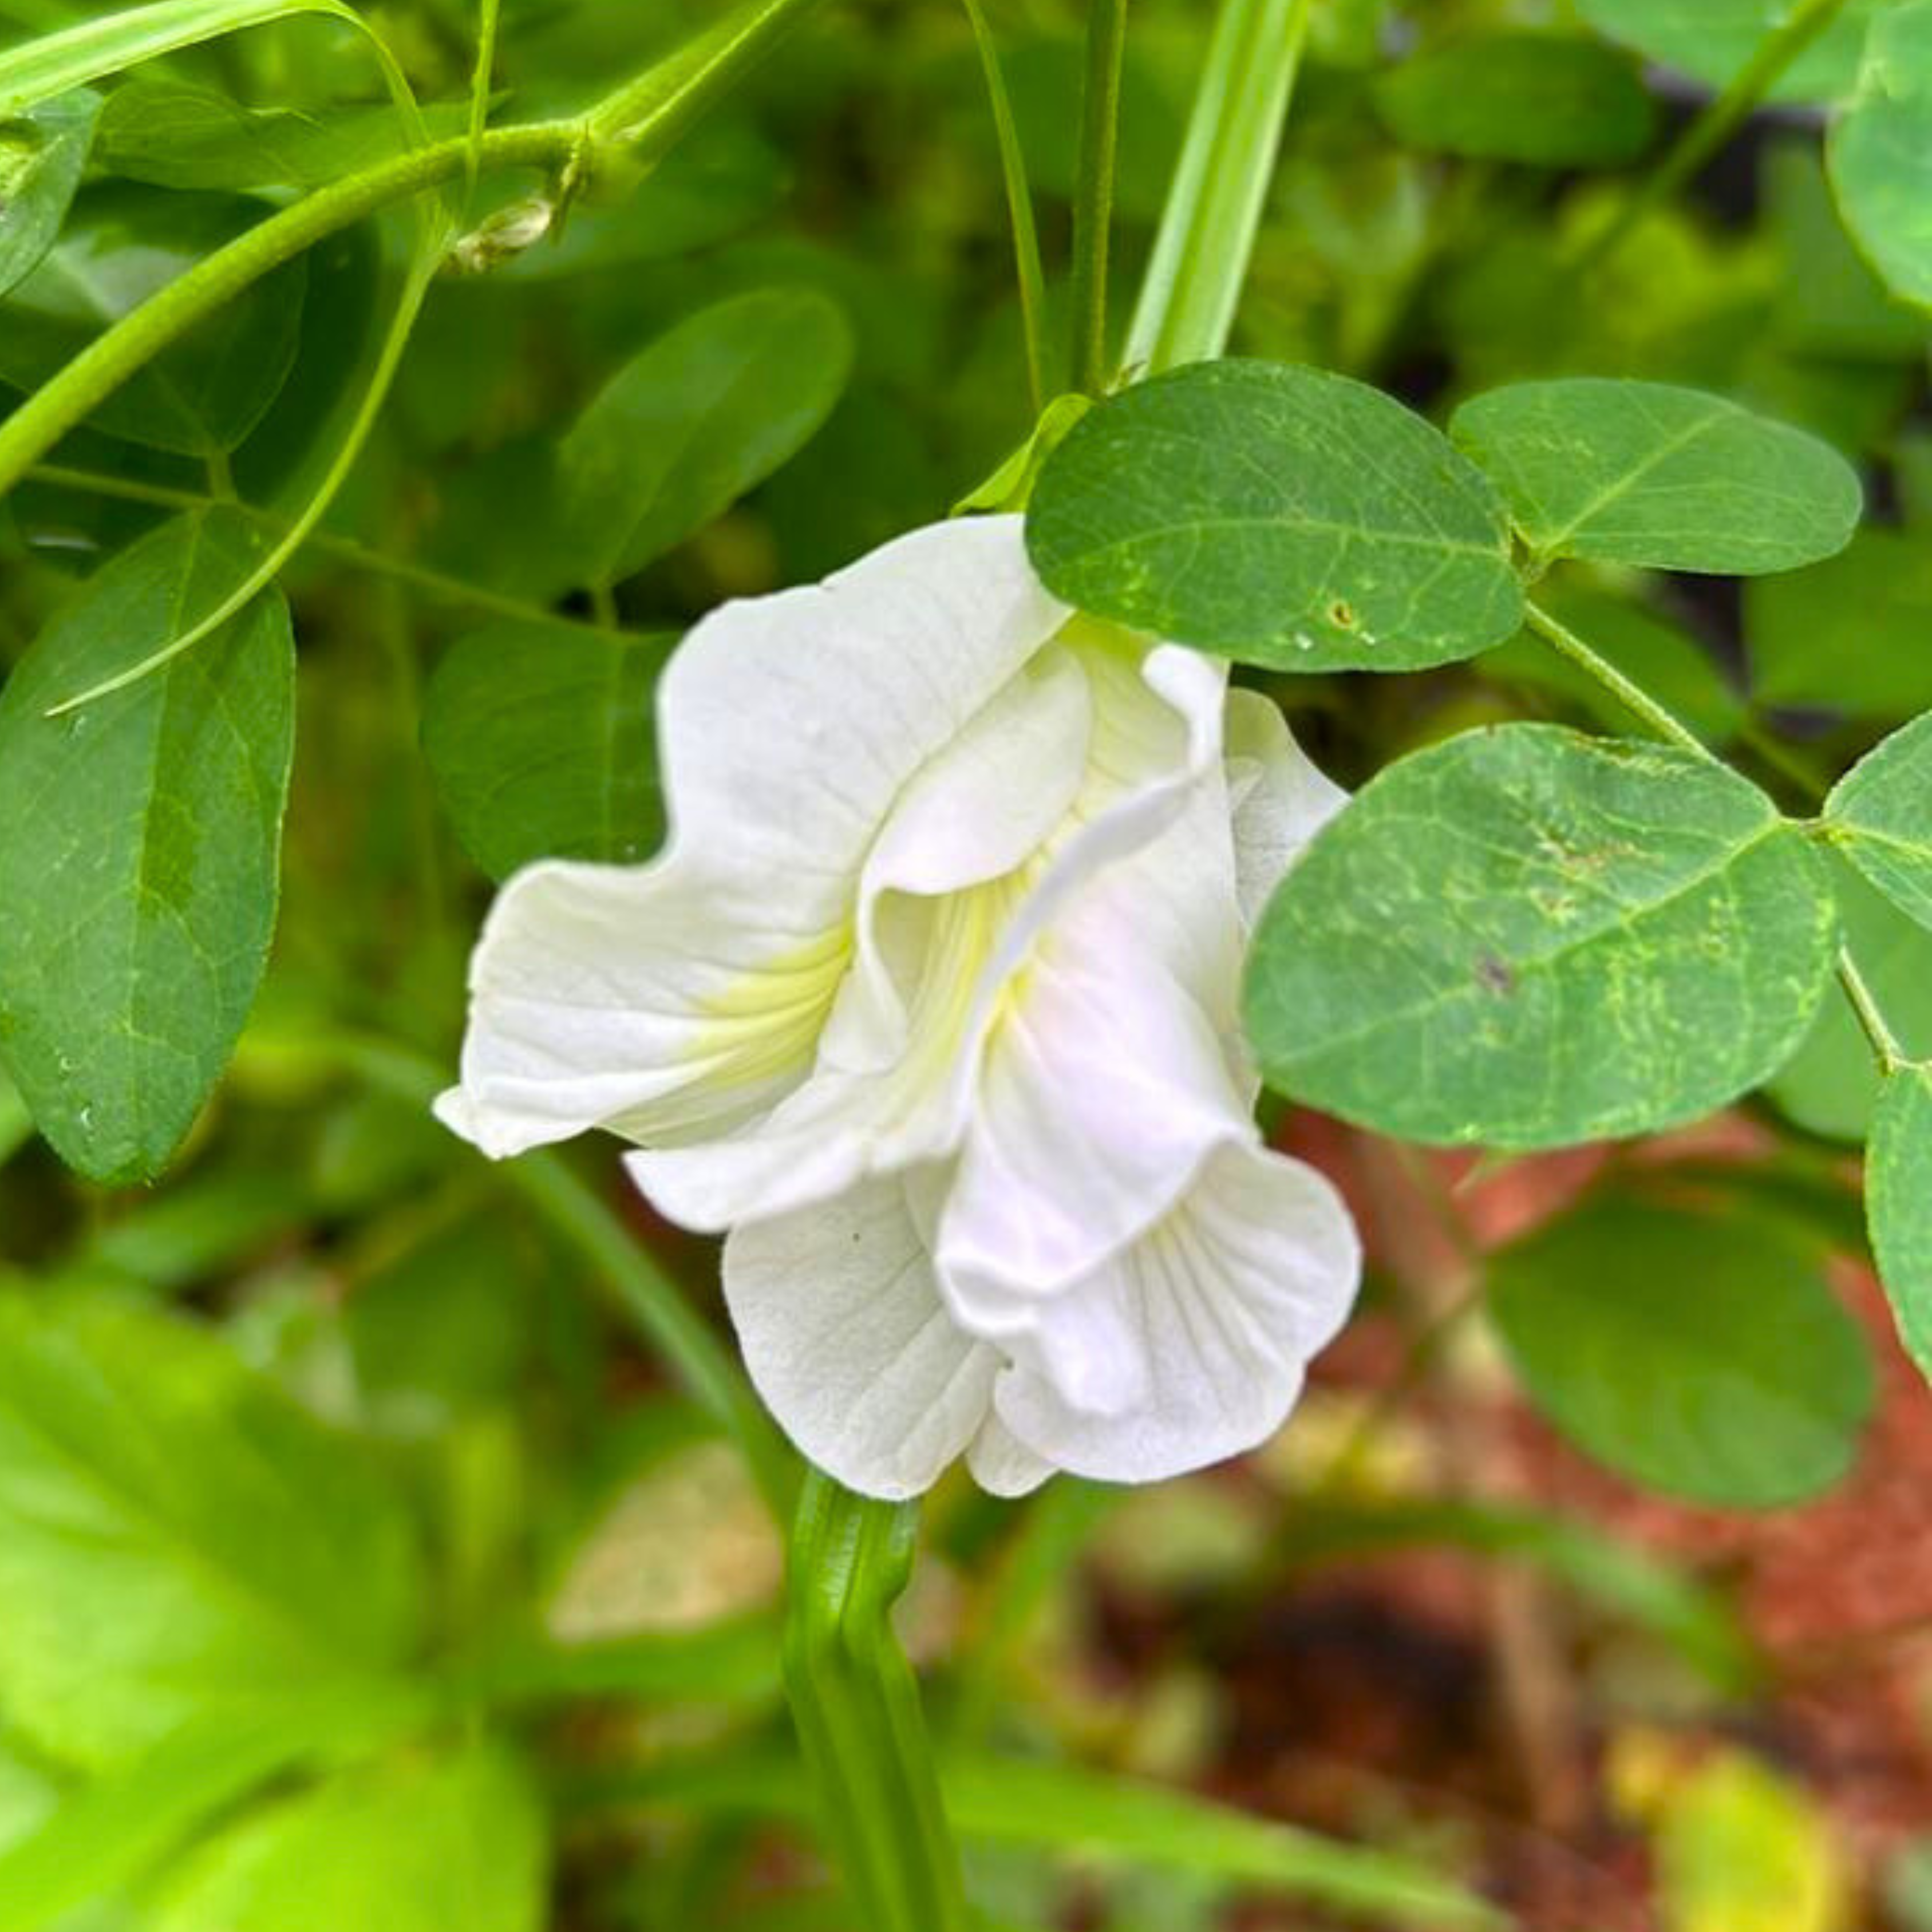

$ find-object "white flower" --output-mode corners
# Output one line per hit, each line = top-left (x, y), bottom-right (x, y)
(438, 516), (1361, 1499)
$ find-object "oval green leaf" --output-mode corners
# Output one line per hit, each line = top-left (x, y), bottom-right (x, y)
(1823, 708), (1932, 931)
(421, 620), (670, 882)
(559, 285), (855, 588)
(0, 513), (295, 1183)
(1868, 1064), (1932, 1385)
(0, 0), (374, 117)
(1490, 1199), (1874, 1507)
(1374, 34), (1657, 168)
(1450, 378), (1863, 575)
(0, 1293), (421, 1769)
(152, 1744), (547, 1932)
(1745, 529), (1932, 718)
(1242, 724), (1839, 1149)
(1828, 0), (1932, 310)
(1025, 359), (1524, 673)
(0, 183), (306, 455)
(0, 88), (98, 299)
(1575, 0), (1882, 104)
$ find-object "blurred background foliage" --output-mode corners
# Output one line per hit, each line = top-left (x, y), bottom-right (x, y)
(3, 0), (1932, 1926)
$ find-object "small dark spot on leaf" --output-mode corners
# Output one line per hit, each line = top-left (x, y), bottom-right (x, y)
(1327, 599), (1357, 630)
(1475, 953), (1515, 996)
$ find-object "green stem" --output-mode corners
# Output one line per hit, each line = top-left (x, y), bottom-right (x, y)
(1123, 0), (1313, 374)
(330, 1032), (798, 1523)
(1571, 0), (1855, 274)
(1522, 598), (1718, 764)
(961, 0), (1052, 412)
(1838, 943), (1906, 1074)
(0, 0), (828, 500)
(24, 462), (637, 641)
(1066, 0), (1128, 394)
(783, 1469), (971, 1932)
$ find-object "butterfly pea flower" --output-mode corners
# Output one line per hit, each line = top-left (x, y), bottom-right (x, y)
(437, 516), (1361, 1499)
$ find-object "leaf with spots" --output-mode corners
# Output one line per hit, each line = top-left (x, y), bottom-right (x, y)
(1450, 379), (1862, 575)
(1867, 1064), (1932, 1388)
(0, 512), (295, 1183)
(1491, 1197), (1874, 1507)
(421, 620), (670, 882)
(1823, 709), (1932, 934)
(1241, 724), (1838, 1149)
(1025, 359), (1524, 673)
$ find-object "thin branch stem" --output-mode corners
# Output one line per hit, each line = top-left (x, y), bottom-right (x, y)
(1838, 943), (1906, 1074)
(1571, 0), (1856, 275)
(961, 0), (1052, 412)
(1066, 0), (1128, 394)
(23, 462), (638, 641)
(0, 0), (828, 500)
(1523, 598), (1718, 763)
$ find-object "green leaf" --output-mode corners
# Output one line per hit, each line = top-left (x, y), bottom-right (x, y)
(1575, 0), (1882, 104)
(1242, 724), (1838, 1149)
(942, 1757), (1501, 1930)
(559, 287), (854, 587)
(1868, 1063), (1932, 1384)
(0, 183), (307, 456)
(1745, 528), (1932, 717)
(1765, 140), (1926, 360)
(92, 81), (467, 191)
(607, 1747), (1502, 1928)
(1828, 0), (1932, 310)
(1449, 379), (1863, 575)
(0, 87), (98, 298)
(0, 0), (378, 116)
(421, 620), (670, 882)
(1824, 710), (1932, 931)
(149, 1742), (548, 1932)
(1373, 34), (1658, 167)
(0, 1696), (427, 1932)
(0, 1291), (422, 1770)
(1025, 359), (1523, 673)
(1489, 1198), (1874, 1507)
(0, 513), (295, 1183)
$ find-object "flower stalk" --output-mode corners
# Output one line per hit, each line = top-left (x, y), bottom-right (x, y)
(783, 1471), (971, 1932)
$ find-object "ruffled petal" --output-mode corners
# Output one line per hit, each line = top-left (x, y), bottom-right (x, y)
(965, 1414), (1056, 1498)
(721, 1176), (1001, 1501)
(986, 1138), (1361, 1484)
(1223, 689), (1348, 929)
(439, 517), (1066, 1159)
(629, 634), (1232, 1234)
(626, 649), (1091, 1228)
(935, 639), (1248, 1310)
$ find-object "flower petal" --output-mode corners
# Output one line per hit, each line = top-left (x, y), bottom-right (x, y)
(987, 1139), (1361, 1484)
(440, 517), (1066, 1159)
(721, 1175), (1001, 1501)
(626, 648), (1091, 1228)
(935, 642), (1249, 1307)
(629, 634), (1232, 1234)
(1224, 689), (1348, 929)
